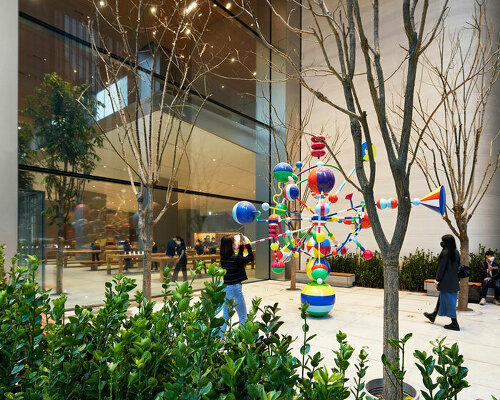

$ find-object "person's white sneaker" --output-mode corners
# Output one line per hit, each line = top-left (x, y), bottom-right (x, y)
(479, 298), (486, 305)
(493, 299), (500, 305)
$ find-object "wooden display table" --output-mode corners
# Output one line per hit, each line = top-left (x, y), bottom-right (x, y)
(62, 249), (102, 268)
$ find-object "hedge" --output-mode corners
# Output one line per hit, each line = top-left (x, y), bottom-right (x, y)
(0, 246), (471, 399)
(324, 245), (496, 292)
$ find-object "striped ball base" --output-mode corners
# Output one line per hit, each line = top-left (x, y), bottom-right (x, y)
(301, 282), (336, 317)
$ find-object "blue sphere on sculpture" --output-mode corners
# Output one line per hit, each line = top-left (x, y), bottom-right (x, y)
(232, 201), (257, 225)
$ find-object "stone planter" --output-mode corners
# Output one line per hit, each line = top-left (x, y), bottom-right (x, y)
(363, 378), (420, 399)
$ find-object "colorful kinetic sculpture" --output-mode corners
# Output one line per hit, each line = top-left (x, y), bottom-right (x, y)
(231, 136), (446, 317)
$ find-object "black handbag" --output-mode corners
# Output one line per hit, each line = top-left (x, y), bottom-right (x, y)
(458, 265), (471, 279)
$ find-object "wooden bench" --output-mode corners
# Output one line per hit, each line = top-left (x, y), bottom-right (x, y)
(80, 260), (105, 271)
(296, 270), (355, 287)
(424, 279), (495, 298)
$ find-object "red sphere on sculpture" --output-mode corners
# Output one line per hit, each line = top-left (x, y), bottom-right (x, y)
(363, 249), (373, 260)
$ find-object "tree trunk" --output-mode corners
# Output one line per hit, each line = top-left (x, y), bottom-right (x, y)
(139, 185), (154, 300)
(289, 252), (297, 290)
(382, 253), (401, 400)
(457, 218), (470, 311)
(55, 220), (65, 294)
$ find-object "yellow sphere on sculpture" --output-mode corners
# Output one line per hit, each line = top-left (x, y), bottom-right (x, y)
(316, 231), (326, 243)
(270, 242), (279, 251)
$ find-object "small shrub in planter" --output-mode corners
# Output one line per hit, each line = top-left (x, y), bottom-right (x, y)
(399, 249), (438, 292)
(356, 251), (384, 288)
(0, 247), (471, 399)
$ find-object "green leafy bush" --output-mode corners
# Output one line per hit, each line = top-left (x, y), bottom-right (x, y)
(326, 245), (494, 292)
(399, 249), (438, 292)
(0, 247), (471, 399)
(326, 251), (384, 288)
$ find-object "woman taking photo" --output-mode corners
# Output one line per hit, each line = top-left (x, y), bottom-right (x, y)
(424, 234), (461, 331)
(220, 235), (253, 332)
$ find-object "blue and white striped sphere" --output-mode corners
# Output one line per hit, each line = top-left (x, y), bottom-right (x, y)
(301, 282), (336, 317)
(232, 201), (257, 224)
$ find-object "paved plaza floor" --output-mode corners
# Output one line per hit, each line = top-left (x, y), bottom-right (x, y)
(42, 261), (258, 309)
(236, 281), (500, 400)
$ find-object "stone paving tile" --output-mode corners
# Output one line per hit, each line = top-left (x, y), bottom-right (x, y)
(244, 280), (500, 400)
(65, 278), (500, 399)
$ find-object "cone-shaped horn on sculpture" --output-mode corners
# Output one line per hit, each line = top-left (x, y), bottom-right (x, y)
(411, 186), (446, 216)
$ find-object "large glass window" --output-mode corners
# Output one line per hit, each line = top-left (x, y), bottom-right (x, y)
(19, 0), (271, 124)
(96, 76), (128, 120)
(18, 0), (276, 308)
(19, 7), (271, 201)
(20, 172), (268, 308)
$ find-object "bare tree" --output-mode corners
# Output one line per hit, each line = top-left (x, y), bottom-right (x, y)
(239, 1), (449, 398)
(411, 1), (500, 310)
(84, 0), (226, 299)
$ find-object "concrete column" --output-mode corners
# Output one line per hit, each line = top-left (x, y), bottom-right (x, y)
(0, 2), (18, 263)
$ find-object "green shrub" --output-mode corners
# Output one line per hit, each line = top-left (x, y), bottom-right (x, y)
(327, 251), (384, 288)
(0, 247), (471, 399)
(326, 252), (359, 274)
(324, 245), (494, 292)
(355, 251), (384, 288)
(399, 249), (438, 292)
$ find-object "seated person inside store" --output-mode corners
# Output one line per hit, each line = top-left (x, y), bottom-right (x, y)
(194, 239), (204, 256)
(479, 250), (500, 305)
(209, 236), (217, 254)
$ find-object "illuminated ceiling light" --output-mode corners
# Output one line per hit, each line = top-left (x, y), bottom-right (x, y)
(221, 85), (224, 89)
(99, 0), (106, 7)
(212, 158), (216, 162)
(150, 6), (157, 14)
(230, 57), (235, 62)
(185, 28), (191, 35)
(152, 30), (156, 36)
(198, 13), (202, 17)
(252, 71), (257, 76)
(208, 211), (212, 215)
(17, 126), (21, 130)
(225, 2), (232, 10)
(73, 69), (77, 73)
(184, 1), (197, 15)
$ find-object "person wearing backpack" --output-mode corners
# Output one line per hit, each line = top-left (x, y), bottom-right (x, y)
(423, 234), (461, 331)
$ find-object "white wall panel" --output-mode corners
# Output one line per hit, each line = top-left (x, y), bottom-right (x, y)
(0, 1), (18, 261)
(301, 0), (500, 256)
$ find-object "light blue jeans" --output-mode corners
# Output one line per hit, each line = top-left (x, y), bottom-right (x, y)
(221, 283), (247, 332)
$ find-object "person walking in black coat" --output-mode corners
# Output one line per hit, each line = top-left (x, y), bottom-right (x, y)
(424, 234), (461, 330)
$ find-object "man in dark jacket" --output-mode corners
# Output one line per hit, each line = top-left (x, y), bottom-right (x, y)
(165, 237), (177, 270)
(479, 250), (500, 305)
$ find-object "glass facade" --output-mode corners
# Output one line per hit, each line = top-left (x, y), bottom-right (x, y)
(18, 0), (281, 307)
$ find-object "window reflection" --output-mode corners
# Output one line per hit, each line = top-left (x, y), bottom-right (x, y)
(20, 172), (266, 307)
